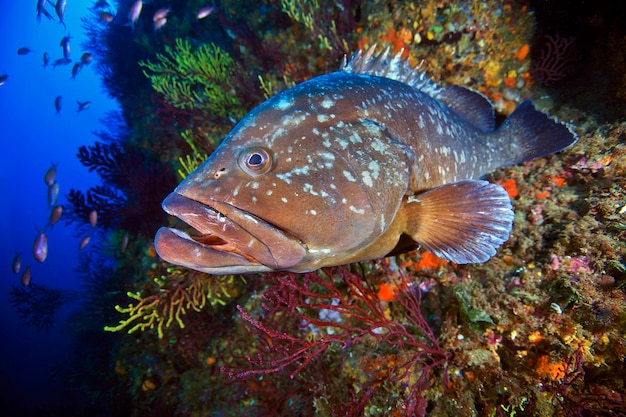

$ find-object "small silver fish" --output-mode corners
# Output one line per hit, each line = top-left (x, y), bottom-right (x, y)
(89, 210), (98, 227)
(33, 231), (48, 263)
(0, 74), (7, 87)
(21, 266), (31, 286)
(54, 96), (62, 114)
(153, 17), (167, 30)
(44, 163), (58, 186)
(60, 35), (71, 60)
(17, 47), (33, 55)
(153, 7), (170, 21)
(49, 205), (63, 226)
(48, 181), (59, 206)
(80, 52), (93, 65)
(197, 6), (214, 19)
(79, 236), (91, 250)
(121, 232), (129, 253)
(100, 11), (114, 23)
(43, 52), (50, 69)
(36, 0), (53, 22)
(155, 47), (578, 274)
(12, 254), (21, 274)
(72, 62), (83, 79)
(56, 0), (67, 29)
(77, 100), (91, 112)
(129, 0), (142, 28)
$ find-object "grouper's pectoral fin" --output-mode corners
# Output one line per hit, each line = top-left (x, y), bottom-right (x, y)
(403, 180), (514, 264)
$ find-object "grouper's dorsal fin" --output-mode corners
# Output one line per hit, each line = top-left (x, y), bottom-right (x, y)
(342, 46), (496, 132)
(341, 46), (443, 97)
(436, 85), (496, 132)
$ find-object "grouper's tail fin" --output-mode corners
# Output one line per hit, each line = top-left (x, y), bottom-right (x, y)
(500, 100), (578, 165)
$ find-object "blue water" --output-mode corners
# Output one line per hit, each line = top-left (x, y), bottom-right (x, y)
(0, 2), (118, 413)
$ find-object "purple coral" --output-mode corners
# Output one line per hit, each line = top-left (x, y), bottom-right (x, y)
(532, 34), (579, 85)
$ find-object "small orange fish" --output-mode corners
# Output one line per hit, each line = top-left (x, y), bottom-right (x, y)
(33, 231), (48, 263)
(21, 266), (31, 286)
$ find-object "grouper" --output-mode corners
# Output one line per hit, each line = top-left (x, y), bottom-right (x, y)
(155, 47), (578, 274)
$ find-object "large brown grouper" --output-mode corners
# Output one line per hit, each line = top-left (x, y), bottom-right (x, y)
(155, 47), (578, 274)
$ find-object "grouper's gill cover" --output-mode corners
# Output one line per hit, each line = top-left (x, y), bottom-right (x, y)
(155, 47), (578, 275)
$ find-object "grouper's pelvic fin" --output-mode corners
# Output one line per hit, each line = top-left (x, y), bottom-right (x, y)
(500, 100), (579, 165)
(404, 180), (514, 264)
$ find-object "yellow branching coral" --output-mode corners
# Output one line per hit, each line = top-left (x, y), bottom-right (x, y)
(105, 268), (245, 339)
(281, 0), (350, 52)
(140, 38), (245, 119)
(177, 129), (209, 180)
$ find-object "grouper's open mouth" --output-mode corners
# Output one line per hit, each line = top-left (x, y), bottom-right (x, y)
(155, 193), (306, 274)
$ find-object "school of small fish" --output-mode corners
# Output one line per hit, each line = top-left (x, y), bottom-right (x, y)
(5, 0), (220, 286)
(155, 47), (578, 275)
(2, 1), (216, 91)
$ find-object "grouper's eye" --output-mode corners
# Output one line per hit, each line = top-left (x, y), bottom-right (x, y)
(238, 147), (272, 176)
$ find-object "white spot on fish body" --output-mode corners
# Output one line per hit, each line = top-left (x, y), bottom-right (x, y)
(303, 183), (319, 196)
(343, 170), (356, 182)
(276, 173), (292, 184)
(361, 171), (373, 187)
(310, 209), (317, 215)
(281, 197), (288, 203)
(317, 114), (329, 123)
(320, 97), (335, 109)
(368, 161), (380, 179)
(281, 112), (306, 127)
(335, 138), (349, 149)
(349, 205), (365, 214)
(276, 97), (294, 110)
(349, 132), (362, 144)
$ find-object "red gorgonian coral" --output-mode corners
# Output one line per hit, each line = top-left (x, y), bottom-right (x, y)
(220, 264), (449, 416)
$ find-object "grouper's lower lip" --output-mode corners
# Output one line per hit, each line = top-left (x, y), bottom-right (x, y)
(154, 192), (306, 274)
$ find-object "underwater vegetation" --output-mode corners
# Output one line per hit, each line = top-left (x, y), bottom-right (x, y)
(12, 0), (626, 416)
